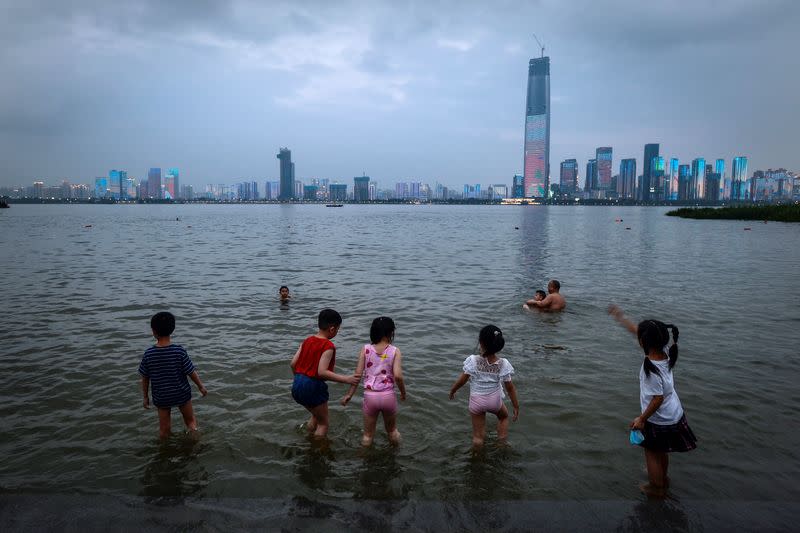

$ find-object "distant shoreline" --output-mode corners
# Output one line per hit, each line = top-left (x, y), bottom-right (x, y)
(666, 204), (800, 222)
(0, 197), (755, 207)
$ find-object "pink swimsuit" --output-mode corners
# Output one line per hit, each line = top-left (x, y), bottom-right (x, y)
(362, 344), (398, 417)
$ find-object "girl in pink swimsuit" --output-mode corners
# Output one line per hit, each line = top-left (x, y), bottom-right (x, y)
(341, 316), (406, 446)
(449, 325), (519, 447)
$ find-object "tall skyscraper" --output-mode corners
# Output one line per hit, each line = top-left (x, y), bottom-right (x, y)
(642, 143), (659, 201)
(354, 176), (370, 202)
(596, 147), (613, 190)
(678, 165), (691, 200)
(651, 156), (665, 201)
(690, 158), (706, 200)
(585, 159), (597, 192)
(668, 158), (679, 201)
(166, 168), (179, 199)
(523, 56), (550, 198)
(277, 148), (293, 200)
(148, 168), (161, 199)
(512, 174), (524, 198)
(559, 159), (578, 195)
(618, 158), (636, 199)
(731, 156), (749, 201)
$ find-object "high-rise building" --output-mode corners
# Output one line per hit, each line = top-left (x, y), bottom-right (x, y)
(523, 56), (550, 198)
(618, 159), (637, 199)
(147, 168), (161, 199)
(706, 173), (722, 202)
(731, 156), (749, 201)
(651, 156), (665, 200)
(512, 174), (524, 198)
(559, 159), (578, 195)
(329, 184), (347, 201)
(95, 177), (109, 198)
(277, 148), (293, 200)
(691, 158), (706, 200)
(354, 176), (370, 202)
(585, 159), (597, 192)
(668, 158), (679, 201)
(642, 143), (659, 201)
(678, 165), (691, 200)
(294, 180), (303, 199)
(166, 168), (179, 199)
(596, 147), (612, 190)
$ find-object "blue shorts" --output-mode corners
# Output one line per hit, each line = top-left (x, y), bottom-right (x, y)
(292, 374), (329, 408)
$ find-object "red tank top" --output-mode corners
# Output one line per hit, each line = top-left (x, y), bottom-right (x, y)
(294, 336), (336, 378)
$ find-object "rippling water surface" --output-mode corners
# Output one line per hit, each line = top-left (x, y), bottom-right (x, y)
(1, 204), (799, 529)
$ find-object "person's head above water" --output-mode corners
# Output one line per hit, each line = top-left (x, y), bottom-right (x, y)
(150, 311), (175, 339)
(478, 324), (505, 357)
(370, 316), (395, 344)
(534, 290), (547, 301)
(548, 279), (561, 293)
(637, 319), (679, 376)
(318, 308), (342, 338)
(279, 286), (290, 300)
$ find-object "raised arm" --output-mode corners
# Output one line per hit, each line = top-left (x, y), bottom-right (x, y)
(608, 305), (637, 336)
(392, 348), (406, 401)
(341, 346), (366, 405)
(318, 349), (361, 385)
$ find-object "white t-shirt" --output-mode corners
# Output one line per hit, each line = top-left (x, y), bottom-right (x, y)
(639, 358), (684, 425)
(463, 355), (514, 397)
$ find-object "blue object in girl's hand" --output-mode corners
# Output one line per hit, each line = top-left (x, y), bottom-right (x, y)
(630, 429), (645, 445)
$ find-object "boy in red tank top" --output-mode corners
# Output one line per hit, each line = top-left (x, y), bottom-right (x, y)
(290, 309), (360, 438)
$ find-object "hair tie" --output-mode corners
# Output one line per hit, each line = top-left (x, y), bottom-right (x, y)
(494, 330), (501, 336)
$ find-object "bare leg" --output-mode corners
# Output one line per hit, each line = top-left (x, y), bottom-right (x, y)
(157, 407), (172, 439)
(307, 402), (330, 438)
(383, 412), (400, 445)
(642, 449), (668, 497)
(661, 453), (670, 487)
(470, 412), (487, 447)
(496, 405), (510, 442)
(305, 414), (318, 433)
(178, 400), (198, 432)
(362, 412), (379, 446)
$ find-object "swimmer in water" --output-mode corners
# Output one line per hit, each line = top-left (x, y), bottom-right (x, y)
(279, 285), (291, 303)
(522, 290), (546, 310)
(524, 280), (566, 312)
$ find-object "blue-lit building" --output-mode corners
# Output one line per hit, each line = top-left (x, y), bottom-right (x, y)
(166, 168), (179, 199)
(668, 158), (679, 201)
(523, 56), (550, 198)
(596, 147), (612, 191)
(715, 158), (725, 200)
(585, 159), (597, 192)
(642, 143), (659, 201)
(691, 158), (706, 200)
(651, 156), (665, 201)
(512, 174), (524, 198)
(731, 156), (749, 201)
(94, 177), (109, 198)
(559, 159), (578, 195)
(678, 165), (691, 200)
(618, 159), (636, 200)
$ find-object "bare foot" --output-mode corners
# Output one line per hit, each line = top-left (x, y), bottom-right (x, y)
(639, 482), (667, 499)
(361, 434), (374, 447)
(388, 430), (401, 446)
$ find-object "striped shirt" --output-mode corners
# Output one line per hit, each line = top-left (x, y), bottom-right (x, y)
(138, 344), (195, 408)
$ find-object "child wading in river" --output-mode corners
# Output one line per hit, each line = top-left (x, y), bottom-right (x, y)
(449, 325), (519, 447)
(341, 316), (406, 446)
(608, 305), (697, 497)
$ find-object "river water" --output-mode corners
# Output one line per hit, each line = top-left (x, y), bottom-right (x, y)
(1, 204), (799, 530)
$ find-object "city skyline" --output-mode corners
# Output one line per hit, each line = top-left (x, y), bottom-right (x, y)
(0, 2), (798, 188)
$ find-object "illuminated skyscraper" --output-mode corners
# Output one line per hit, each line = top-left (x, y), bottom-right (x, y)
(678, 165), (691, 200)
(148, 168), (161, 199)
(512, 174), (524, 198)
(691, 158), (706, 200)
(668, 158), (679, 201)
(523, 56), (550, 198)
(642, 143), (659, 201)
(559, 159), (578, 195)
(354, 176), (370, 202)
(731, 156), (749, 201)
(596, 147), (612, 190)
(277, 148), (293, 200)
(651, 156), (665, 201)
(166, 168), (179, 199)
(585, 159), (597, 192)
(618, 158), (636, 199)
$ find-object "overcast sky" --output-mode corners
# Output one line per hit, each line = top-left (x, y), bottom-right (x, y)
(1, 0), (798, 188)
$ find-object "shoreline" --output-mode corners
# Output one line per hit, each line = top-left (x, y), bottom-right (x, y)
(666, 204), (800, 222)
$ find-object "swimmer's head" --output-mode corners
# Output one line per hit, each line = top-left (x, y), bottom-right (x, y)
(534, 290), (547, 301)
(318, 308), (342, 338)
(369, 316), (395, 344)
(279, 285), (290, 299)
(637, 319), (679, 376)
(151, 311), (175, 338)
(548, 279), (561, 293)
(478, 324), (505, 357)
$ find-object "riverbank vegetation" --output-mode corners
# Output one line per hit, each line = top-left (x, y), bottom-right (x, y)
(666, 204), (800, 222)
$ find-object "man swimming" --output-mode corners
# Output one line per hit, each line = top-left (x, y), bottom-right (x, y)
(524, 280), (566, 312)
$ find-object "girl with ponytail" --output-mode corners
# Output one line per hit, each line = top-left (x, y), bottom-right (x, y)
(449, 325), (519, 447)
(608, 305), (697, 497)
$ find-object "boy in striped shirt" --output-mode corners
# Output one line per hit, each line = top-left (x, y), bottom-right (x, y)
(139, 312), (208, 438)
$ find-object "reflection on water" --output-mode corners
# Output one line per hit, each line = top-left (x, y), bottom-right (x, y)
(617, 500), (692, 532)
(139, 434), (208, 502)
(294, 438), (336, 492)
(353, 447), (405, 500)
